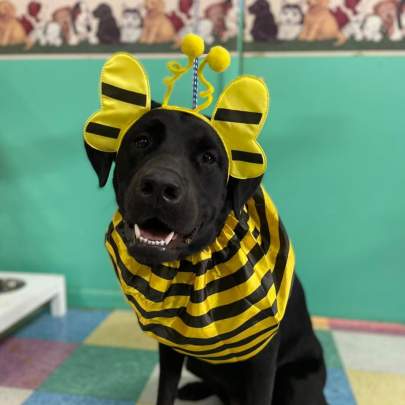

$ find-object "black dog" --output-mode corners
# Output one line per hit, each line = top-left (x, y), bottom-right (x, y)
(93, 3), (120, 44)
(85, 105), (327, 405)
(249, 0), (278, 41)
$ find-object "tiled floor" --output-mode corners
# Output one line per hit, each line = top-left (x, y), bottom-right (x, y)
(1, 309), (405, 405)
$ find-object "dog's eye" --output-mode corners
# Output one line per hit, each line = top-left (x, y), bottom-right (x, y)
(134, 135), (150, 149)
(201, 152), (217, 164)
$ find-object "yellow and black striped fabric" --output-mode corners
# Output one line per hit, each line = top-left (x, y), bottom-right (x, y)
(105, 187), (295, 364)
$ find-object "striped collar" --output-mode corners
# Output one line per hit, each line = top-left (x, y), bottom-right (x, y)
(105, 187), (295, 364)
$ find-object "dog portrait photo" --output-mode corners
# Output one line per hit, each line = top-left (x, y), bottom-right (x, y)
(1, 2), (404, 405)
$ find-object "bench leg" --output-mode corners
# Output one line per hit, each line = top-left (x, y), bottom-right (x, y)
(50, 281), (67, 317)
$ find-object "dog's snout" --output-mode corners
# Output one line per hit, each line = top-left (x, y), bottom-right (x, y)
(138, 171), (183, 205)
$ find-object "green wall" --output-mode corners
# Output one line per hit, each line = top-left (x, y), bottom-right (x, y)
(1, 55), (404, 323)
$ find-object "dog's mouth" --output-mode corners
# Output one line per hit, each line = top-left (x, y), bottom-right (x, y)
(123, 216), (200, 257)
(134, 218), (179, 248)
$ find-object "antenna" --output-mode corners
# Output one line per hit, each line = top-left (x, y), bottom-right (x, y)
(192, 0), (200, 109)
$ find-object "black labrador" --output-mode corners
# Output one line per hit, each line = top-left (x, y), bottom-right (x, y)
(85, 105), (327, 405)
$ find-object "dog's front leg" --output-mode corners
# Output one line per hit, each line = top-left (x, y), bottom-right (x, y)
(156, 343), (185, 405)
(233, 338), (279, 405)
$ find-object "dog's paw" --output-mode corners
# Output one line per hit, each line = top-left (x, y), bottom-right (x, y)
(177, 381), (215, 401)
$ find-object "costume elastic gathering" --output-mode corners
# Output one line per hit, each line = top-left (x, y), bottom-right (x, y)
(105, 187), (295, 364)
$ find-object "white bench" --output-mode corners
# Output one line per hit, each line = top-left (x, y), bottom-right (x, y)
(0, 272), (67, 334)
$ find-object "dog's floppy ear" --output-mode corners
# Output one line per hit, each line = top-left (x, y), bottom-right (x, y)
(228, 175), (263, 219)
(84, 142), (115, 187)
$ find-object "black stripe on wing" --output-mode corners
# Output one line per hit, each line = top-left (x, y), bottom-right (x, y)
(86, 122), (120, 139)
(214, 108), (262, 124)
(102, 82), (147, 106)
(231, 150), (264, 164)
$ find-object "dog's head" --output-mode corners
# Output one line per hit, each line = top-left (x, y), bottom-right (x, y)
(280, 4), (304, 25)
(93, 3), (113, 20)
(374, 0), (397, 28)
(86, 106), (263, 265)
(248, 0), (270, 15)
(84, 39), (269, 265)
(0, 1), (16, 20)
(145, 0), (166, 14)
(122, 8), (142, 28)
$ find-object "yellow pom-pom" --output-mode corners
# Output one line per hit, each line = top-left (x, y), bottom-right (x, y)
(206, 46), (231, 72)
(181, 34), (205, 59)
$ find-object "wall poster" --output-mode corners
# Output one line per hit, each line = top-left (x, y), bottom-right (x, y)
(245, 0), (405, 51)
(0, 0), (404, 55)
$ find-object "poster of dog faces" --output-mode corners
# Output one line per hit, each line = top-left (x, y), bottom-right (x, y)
(0, 0), (404, 54)
(0, 0), (238, 52)
(245, 0), (405, 48)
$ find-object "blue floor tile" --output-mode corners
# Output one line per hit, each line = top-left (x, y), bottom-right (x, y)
(23, 391), (134, 405)
(15, 309), (111, 343)
(325, 368), (357, 405)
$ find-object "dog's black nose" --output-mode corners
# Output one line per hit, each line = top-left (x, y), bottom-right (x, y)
(138, 171), (183, 204)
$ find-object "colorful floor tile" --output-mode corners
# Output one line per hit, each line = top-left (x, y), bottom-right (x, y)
(14, 309), (110, 343)
(23, 391), (135, 405)
(347, 370), (405, 405)
(324, 368), (356, 405)
(0, 387), (32, 405)
(85, 310), (157, 351)
(0, 308), (404, 404)
(40, 345), (157, 401)
(315, 330), (344, 369)
(0, 337), (77, 389)
(333, 330), (405, 375)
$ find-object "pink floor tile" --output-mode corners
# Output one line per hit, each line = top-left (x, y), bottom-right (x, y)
(0, 337), (77, 389)
(329, 318), (405, 336)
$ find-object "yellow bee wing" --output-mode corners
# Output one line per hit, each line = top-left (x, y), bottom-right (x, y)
(84, 52), (151, 153)
(211, 75), (269, 179)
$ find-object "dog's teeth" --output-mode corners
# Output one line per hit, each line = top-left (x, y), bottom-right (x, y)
(134, 224), (140, 239)
(136, 235), (168, 247)
(165, 231), (175, 245)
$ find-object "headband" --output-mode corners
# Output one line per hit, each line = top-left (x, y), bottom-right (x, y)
(83, 34), (270, 180)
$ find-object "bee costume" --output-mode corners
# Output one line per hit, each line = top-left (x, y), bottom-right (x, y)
(84, 35), (295, 364)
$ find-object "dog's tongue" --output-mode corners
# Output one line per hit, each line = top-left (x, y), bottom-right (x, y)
(139, 228), (170, 241)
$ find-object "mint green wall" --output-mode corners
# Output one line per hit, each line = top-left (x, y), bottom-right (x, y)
(247, 56), (405, 323)
(0, 56), (404, 322)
